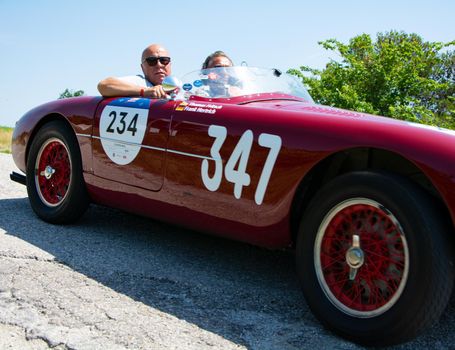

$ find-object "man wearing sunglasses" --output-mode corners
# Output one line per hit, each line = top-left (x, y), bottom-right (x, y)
(97, 43), (172, 98)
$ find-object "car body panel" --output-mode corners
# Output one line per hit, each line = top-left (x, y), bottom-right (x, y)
(91, 97), (176, 191)
(11, 90), (455, 248)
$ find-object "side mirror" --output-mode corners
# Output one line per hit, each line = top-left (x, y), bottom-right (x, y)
(162, 76), (182, 93)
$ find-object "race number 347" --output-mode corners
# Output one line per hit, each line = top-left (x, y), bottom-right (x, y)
(201, 125), (282, 205)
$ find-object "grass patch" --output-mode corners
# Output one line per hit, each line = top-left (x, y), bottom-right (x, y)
(0, 126), (13, 154)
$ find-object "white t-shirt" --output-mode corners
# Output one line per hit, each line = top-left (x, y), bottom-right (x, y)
(118, 74), (154, 87)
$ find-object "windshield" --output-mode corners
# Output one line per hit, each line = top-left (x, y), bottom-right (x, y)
(178, 66), (313, 102)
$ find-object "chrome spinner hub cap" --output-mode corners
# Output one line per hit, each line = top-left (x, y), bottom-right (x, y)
(41, 165), (56, 179)
(346, 234), (364, 280)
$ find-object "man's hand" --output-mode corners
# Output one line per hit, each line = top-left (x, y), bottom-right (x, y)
(143, 85), (168, 99)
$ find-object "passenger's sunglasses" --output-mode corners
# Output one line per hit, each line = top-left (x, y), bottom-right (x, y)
(143, 56), (171, 67)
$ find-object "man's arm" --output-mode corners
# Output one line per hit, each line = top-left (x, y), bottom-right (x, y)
(97, 77), (168, 98)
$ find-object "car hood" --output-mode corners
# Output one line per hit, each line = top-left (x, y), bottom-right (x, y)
(242, 98), (455, 139)
(243, 99), (370, 117)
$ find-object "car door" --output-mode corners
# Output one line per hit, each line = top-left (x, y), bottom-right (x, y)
(164, 100), (283, 223)
(92, 97), (175, 191)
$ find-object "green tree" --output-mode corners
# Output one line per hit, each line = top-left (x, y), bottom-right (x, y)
(58, 88), (85, 99)
(289, 31), (455, 128)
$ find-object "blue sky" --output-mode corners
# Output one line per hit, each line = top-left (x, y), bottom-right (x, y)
(1, 0), (454, 127)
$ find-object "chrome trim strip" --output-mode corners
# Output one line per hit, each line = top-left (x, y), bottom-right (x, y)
(166, 149), (215, 160)
(76, 133), (92, 138)
(91, 135), (215, 161)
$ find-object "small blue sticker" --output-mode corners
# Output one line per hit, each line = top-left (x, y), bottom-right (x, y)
(193, 80), (203, 87)
(109, 97), (151, 109)
(183, 83), (192, 91)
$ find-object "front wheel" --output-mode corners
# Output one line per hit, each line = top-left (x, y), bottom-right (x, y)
(26, 120), (89, 224)
(296, 171), (454, 346)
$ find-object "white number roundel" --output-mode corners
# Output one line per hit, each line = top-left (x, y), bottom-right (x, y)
(99, 105), (148, 165)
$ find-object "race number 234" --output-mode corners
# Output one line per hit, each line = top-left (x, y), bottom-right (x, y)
(201, 125), (282, 205)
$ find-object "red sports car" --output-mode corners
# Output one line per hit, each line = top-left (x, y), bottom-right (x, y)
(10, 67), (455, 346)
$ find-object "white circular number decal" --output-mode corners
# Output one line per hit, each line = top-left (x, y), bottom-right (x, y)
(99, 104), (148, 165)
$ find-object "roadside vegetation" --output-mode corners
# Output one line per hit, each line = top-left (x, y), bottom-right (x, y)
(59, 88), (84, 99)
(0, 126), (13, 153)
(289, 31), (455, 129)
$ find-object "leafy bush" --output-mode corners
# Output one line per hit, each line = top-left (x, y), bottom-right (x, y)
(289, 31), (454, 129)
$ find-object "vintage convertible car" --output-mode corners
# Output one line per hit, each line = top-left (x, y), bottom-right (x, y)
(10, 67), (455, 346)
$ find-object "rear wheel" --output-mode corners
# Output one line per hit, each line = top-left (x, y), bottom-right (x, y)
(26, 120), (89, 223)
(296, 171), (454, 346)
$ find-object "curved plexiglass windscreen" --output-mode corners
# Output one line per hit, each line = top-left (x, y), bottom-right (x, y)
(178, 67), (313, 102)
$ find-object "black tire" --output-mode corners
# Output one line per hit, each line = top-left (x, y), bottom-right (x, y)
(296, 171), (454, 346)
(26, 120), (89, 224)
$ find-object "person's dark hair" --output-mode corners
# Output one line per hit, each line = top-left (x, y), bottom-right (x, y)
(202, 50), (234, 69)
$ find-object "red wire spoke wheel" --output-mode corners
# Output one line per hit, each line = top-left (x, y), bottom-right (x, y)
(26, 120), (89, 223)
(296, 172), (454, 346)
(315, 198), (409, 317)
(35, 138), (72, 207)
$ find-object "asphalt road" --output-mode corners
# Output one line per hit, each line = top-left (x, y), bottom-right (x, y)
(1, 153), (454, 350)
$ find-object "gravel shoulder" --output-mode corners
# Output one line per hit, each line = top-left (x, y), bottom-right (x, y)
(1, 153), (454, 349)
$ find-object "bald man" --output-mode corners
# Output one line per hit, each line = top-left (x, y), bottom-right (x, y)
(97, 44), (172, 98)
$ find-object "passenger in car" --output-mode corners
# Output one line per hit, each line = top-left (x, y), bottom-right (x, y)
(202, 50), (234, 69)
(97, 43), (172, 98)
(200, 51), (244, 97)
